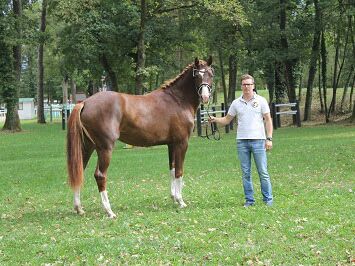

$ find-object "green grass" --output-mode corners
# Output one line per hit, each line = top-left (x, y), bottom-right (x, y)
(0, 121), (354, 265)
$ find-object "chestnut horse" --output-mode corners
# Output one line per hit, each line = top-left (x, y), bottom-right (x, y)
(67, 57), (213, 218)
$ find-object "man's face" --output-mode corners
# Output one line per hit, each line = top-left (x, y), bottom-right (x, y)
(241, 78), (254, 94)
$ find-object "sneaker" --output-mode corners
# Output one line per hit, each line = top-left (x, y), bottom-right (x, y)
(243, 202), (255, 208)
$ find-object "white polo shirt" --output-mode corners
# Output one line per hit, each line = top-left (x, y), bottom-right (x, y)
(228, 93), (270, 139)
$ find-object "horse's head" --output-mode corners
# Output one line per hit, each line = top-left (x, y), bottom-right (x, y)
(193, 56), (214, 104)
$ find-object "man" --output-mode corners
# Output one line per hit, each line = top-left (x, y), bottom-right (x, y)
(209, 74), (273, 207)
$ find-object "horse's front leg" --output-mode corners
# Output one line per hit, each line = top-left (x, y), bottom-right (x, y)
(171, 142), (188, 208)
(168, 144), (177, 202)
(95, 148), (116, 218)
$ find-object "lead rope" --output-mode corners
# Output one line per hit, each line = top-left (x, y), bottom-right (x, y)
(201, 100), (220, 141)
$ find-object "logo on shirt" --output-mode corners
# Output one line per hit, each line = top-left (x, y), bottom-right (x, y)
(252, 101), (259, 108)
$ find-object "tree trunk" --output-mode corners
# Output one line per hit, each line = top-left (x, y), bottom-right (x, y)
(349, 73), (354, 112)
(298, 70), (303, 102)
(62, 76), (69, 127)
(329, 29), (349, 115)
(218, 49), (228, 106)
(328, 34), (340, 115)
(279, 0), (297, 106)
(340, 66), (353, 112)
(37, 0), (47, 124)
(275, 62), (287, 103)
(265, 63), (275, 104)
(99, 53), (118, 91)
(320, 30), (329, 123)
(135, 0), (146, 95)
(71, 78), (77, 104)
(318, 56), (324, 113)
(0, 14), (17, 131)
(228, 54), (237, 105)
(304, 0), (321, 121)
(3, 0), (22, 131)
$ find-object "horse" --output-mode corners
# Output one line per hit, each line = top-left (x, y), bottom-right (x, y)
(67, 57), (214, 218)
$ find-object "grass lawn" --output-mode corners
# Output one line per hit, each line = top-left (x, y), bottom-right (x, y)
(0, 121), (354, 265)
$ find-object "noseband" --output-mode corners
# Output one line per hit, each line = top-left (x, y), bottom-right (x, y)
(197, 83), (213, 98)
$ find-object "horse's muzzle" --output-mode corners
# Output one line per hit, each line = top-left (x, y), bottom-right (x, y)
(198, 84), (212, 103)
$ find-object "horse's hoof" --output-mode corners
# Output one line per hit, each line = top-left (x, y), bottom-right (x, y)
(75, 207), (85, 215)
(179, 203), (187, 208)
(108, 212), (117, 219)
(178, 200), (187, 208)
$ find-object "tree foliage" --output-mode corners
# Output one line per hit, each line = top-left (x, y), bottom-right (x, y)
(0, 0), (354, 126)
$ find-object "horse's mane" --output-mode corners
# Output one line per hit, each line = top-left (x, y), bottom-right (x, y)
(159, 63), (194, 90)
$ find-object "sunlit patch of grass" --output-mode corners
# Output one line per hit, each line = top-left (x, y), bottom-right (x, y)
(0, 122), (354, 264)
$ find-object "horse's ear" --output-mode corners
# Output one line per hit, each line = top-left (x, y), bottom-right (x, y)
(194, 57), (199, 67)
(207, 56), (212, 66)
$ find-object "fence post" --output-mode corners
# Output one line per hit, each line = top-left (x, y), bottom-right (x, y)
(196, 107), (202, 136)
(211, 106), (217, 132)
(295, 100), (301, 127)
(271, 102), (277, 130)
(62, 108), (66, 130)
(49, 104), (53, 123)
(276, 104), (281, 128)
(62, 108), (70, 130)
(221, 103), (229, 133)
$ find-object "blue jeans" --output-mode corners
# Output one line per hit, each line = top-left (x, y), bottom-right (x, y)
(237, 139), (273, 204)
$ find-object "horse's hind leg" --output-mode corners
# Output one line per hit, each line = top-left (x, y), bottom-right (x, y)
(74, 145), (94, 215)
(95, 148), (116, 218)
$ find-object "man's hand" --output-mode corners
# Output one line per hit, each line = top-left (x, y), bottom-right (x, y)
(265, 140), (272, 151)
(208, 116), (216, 123)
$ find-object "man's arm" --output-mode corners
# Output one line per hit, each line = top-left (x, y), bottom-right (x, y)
(264, 112), (273, 138)
(264, 112), (273, 150)
(208, 114), (234, 126)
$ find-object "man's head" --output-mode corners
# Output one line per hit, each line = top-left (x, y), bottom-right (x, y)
(240, 74), (255, 96)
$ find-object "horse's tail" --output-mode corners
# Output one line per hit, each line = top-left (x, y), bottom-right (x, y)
(67, 102), (85, 190)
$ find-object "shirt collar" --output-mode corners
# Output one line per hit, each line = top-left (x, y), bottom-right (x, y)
(239, 92), (256, 103)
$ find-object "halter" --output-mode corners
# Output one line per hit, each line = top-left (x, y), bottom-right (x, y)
(197, 83), (213, 98)
(192, 65), (219, 140)
(192, 67), (214, 100)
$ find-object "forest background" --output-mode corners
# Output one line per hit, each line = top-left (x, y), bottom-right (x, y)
(0, 0), (354, 131)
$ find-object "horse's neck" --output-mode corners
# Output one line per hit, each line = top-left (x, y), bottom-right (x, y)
(167, 70), (200, 110)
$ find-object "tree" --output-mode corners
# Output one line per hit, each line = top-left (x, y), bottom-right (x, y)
(0, 1), (16, 126)
(135, 0), (146, 95)
(37, 0), (47, 123)
(304, 0), (322, 121)
(2, 0), (22, 132)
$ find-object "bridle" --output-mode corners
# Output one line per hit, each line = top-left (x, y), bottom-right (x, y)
(193, 66), (220, 141)
(192, 67), (214, 100)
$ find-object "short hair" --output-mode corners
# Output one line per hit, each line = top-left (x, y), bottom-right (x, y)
(241, 74), (255, 83)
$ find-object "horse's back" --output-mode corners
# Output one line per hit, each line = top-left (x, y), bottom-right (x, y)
(80, 90), (194, 147)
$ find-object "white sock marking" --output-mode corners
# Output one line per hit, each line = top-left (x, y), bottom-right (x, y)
(100, 191), (116, 218)
(170, 168), (176, 197)
(173, 176), (187, 208)
(73, 190), (84, 215)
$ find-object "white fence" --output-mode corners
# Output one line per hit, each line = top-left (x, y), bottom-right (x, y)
(0, 104), (75, 121)
(0, 109), (5, 121)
